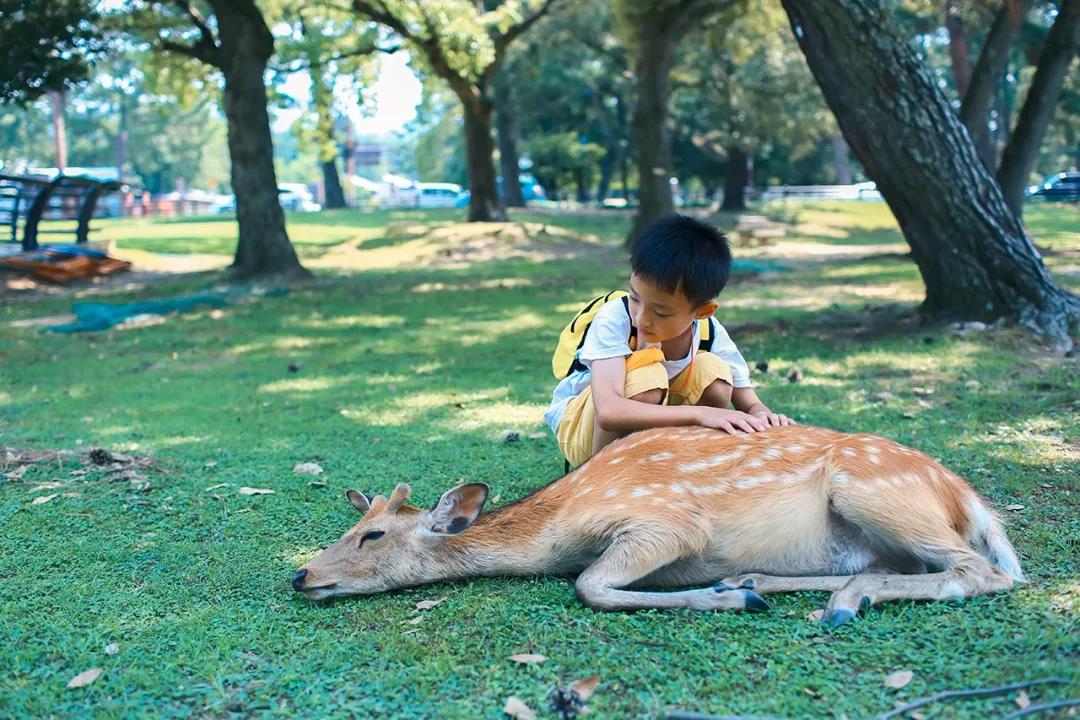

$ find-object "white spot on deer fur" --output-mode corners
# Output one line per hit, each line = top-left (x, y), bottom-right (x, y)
(787, 445), (804, 452)
(763, 448), (783, 460)
(630, 488), (651, 498)
(603, 488), (618, 498)
(649, 483), (662, 489)
(866, 445), (880, 454)
(842, 448), (857, 457)
(678, 451), (743, 473)
(613, 504), (625, 510)
(608, 456), (625, 465)
(670, 484), (685, 494)
(647, 452), (674, 463)
(832, 471), (851, 485)
(736, 474), (774, 489)
(573, 487), (593, 496)
(869, 455), (882, 465)
(745, 459), (764, 469)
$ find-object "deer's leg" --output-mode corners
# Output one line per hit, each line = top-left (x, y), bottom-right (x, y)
(717, 573), (854, 595)
(821, 552), (1013, 626)
(575, 533), (770, 612)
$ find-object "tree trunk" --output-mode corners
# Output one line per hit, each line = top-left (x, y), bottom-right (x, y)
(958, 1), (1030, 168)
(462, 96), (505, 222)
(49, 89), (68, 172)
(781, 0), (1079, 348)
(494, 75), (524, 207)
(721, 146), (749, 210)
(997, 0), (1080, 215)
(945, 1), (972, 98)
(616, 93), (631, 200)
(217, 5), (308, 279)
(322, 159), (346, 209)
(831, 135), (852, 185)
(629, 29), (677, 242)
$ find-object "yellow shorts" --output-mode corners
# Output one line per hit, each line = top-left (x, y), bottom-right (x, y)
(555, 350), (733, 467)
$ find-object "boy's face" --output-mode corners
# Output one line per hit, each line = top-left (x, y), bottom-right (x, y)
(628, 273), (718, 343)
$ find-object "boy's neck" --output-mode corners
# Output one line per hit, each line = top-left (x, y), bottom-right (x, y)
(660, 323), (695, 360)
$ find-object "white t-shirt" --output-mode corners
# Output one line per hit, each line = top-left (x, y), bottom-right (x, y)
(543, 298), (752, 433)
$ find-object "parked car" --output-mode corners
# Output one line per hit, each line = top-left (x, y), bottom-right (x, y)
(1026, 172), (1080, 202)
(455, 174), (549, 208)
(278, 183), (321, 212)
(417, 182), (463, 208)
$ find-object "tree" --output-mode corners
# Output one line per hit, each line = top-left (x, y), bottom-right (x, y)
(275, 7), (385, 209)
(669, 2), (834, 209)
(351, 0), (562, 222)
(137, 0), (308, 279)
(781, 0), (1079, 348)
(997, 0), (1080, 213)
(614, 0), (734, 241)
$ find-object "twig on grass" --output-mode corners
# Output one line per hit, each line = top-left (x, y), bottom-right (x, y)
(873, 678), (1067, 720)
(1006, 698), (1080, 718)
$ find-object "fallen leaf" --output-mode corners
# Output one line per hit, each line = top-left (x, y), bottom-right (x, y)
(526, 432), (546, 440)
(238, 487), (275, 496)
(32, 494), (58, 505)
(415, 597), (446, 611)
(1005, 504), (1025, 511)
(6, 465), (29, 480)
(884, 670), (914, 689)
(1015, 690), (1031, 709)
(204, 461), (218, 468)
(293, 462), (323, 475)
(205, 483), (230, 492)
(103, 643), (119, 656)
(807, 609), (825, 622)
(67, 667), (102, 689)
(570, 676), (600, 700)
(503, 696), (537, 720)
(803, 687), (822, 698)
(406, 615), (424, 625)
(308, 480), (327, 488)
(33, 482), (63, 490)
(509, 653), (546, 664)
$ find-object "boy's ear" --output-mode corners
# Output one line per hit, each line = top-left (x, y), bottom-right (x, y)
(694, 300), (719, 320)
(425, 483), (489, 535)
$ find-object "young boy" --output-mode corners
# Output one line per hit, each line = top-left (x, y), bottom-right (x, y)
(545, 213), (793, 468)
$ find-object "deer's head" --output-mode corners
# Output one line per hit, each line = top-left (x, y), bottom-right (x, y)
(292, 482), (489, 600)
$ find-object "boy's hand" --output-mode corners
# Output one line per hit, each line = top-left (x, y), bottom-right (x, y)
(750, 410), (796, 427)
(697, 407), (769, 435)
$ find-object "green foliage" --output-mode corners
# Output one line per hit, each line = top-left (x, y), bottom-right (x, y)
(0, 0), (107, 104)
(0, 203), (1077, 717)
(525, 132), (605, 194)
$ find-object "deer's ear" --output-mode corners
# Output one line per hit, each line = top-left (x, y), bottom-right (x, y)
(346, 489), (371, 514)
(426, 483), (489, 535)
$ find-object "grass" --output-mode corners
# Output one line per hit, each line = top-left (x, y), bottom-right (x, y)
(1, 201), (1078, 718)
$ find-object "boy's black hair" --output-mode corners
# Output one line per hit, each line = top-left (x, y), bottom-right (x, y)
(629, 214), (732, 306)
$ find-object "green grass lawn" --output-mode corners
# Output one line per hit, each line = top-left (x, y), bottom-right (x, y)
(1, 202), (1078, 718)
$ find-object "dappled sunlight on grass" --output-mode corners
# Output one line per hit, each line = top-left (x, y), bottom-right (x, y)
(258, 376), (358, 395)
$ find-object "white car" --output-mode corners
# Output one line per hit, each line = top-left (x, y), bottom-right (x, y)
(278, 183), (321, 212)
(416, 182), (463, 208)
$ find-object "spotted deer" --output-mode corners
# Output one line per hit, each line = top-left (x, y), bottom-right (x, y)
(293, 426), (1023, 625)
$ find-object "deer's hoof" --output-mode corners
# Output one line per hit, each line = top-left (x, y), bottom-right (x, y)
(742, 590), (770, 612)
(822, 607), (856, 627)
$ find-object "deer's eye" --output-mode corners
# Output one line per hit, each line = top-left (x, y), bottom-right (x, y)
(359, 530), (385, 548)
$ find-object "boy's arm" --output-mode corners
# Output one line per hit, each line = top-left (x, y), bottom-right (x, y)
(592, 356), (766, 435)
(731, 386), (796, 427)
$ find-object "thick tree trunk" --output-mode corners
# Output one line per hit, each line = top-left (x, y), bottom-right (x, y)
(958, 1), (1030, 168)
(781, 0), (1079, 348)
(322, 159), (346, 209)
(721, 146), (749, 210)
(462, 97), (505, 222)
(997, 0), (1080, 215)
(494, 76), (524, 207)
(217, 5), (308, 279)
(945, 1), (972, 98)
(629, 31), (677, 242)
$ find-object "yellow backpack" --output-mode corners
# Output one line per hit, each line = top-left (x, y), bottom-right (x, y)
(551, 290), (717, 378)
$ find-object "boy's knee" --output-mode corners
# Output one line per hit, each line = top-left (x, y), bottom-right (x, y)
(630, 388), (666, 406)
(698, 378), (732, 406)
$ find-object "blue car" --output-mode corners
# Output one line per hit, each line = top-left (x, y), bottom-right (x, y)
(455, 174), (547, 207)
(1026, 172), (1080, 202)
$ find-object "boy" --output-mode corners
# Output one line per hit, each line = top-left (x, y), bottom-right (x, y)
(545, 213), (793, 468)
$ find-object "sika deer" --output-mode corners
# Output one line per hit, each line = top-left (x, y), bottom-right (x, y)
(293, 426), (1023, 625)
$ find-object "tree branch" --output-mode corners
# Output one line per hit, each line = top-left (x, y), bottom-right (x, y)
(872, 678), (1067, 720)
(271, 44), (399, 73)
(156, 0), (222, 67)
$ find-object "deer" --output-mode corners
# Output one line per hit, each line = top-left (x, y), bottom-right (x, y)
(292, 425), (1024, 625)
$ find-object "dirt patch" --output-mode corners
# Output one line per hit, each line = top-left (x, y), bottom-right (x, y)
(3, 446), (164, 496)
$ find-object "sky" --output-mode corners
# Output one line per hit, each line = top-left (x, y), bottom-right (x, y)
(272, 51), (422, 138)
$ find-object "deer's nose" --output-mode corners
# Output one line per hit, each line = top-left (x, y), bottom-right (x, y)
(291, 569), (308, 591)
